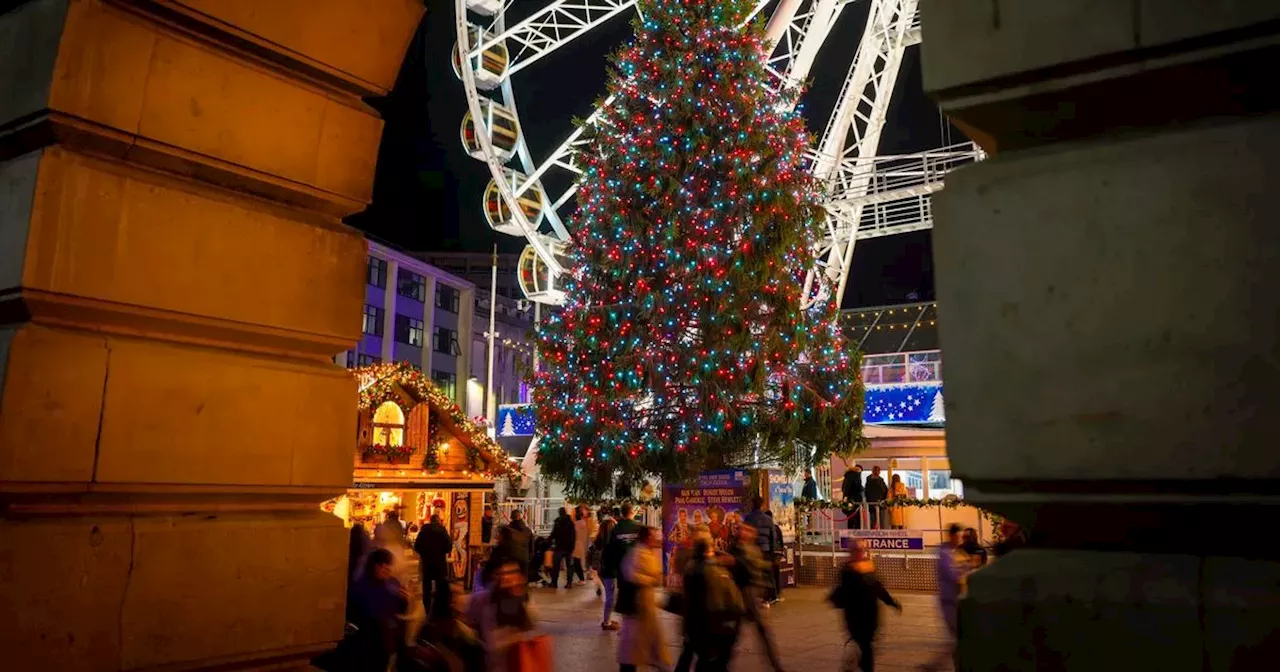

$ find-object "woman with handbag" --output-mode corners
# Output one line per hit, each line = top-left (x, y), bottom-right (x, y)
(478, 561), (551, 672)
(617, 526), (670, 672)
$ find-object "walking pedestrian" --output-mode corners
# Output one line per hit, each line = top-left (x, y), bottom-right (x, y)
(617, 526), (669, 672)
(413, 514), (453, 620)
(547, 507), (577, 588)
(728, 525), (784, 672)
(504, 510), (535, 582)
(347, 548), (410, 672)
(682, 537), (744, 672)
(765, 510), (785, 604)
(476, 561), (550, 672)
(672, 526), (712, 672)
(827, 540), (901, 672)
(596, 512), (620, 629)
(924, 524), (966, 672)
(572, 505), (597, 585)
(601, 504), (642, 631)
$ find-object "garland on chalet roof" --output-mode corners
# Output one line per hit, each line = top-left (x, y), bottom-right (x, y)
(354, 361), (516, 479)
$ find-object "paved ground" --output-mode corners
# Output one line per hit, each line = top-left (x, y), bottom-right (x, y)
(530, 584), (954, 672)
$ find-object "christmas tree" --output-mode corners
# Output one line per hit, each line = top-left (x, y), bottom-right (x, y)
(534, 0), (866, 497)
(501, 411), (517, 437)
(929, 389), (945, 423)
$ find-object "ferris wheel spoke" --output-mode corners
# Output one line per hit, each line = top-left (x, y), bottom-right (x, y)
(471, 0), (637, 81)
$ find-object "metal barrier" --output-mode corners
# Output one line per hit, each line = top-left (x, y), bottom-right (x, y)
(798, 499), (989, 552)
(497, 497), (661, 534)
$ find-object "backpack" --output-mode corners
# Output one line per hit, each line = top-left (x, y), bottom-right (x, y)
(702, 564), (745, 624)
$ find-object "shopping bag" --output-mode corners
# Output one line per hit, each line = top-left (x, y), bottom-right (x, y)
(506, 634), (553, 672)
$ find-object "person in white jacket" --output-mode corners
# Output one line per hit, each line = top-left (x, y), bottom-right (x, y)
(617, 526), (670, 672)
(573, 504), (599, 584)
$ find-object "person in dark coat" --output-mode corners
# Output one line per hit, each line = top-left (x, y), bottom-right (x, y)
(841, 464), (864, 529)
(682, 538), (744, 672)
(801, 470), (819, 500)
(863, 466), (889, 529)
(547, 507), (577, 588)
(742, 497), (773, 556)
(828, 541), (901, 672)
(348, 548), (409, 672)
(504, 510), (534, 580)
(413, 514), (453, 618)
(481, 505), (494, 545)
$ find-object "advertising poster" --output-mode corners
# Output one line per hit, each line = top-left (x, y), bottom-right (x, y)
(662, 469), (748, 589)
(450, 492), (470, 584)
(767, 469), (797, 588)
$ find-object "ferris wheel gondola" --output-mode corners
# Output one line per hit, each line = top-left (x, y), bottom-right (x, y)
(453, 0), (982, 307)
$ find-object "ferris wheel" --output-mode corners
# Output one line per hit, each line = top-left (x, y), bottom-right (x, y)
(453, 0), (981, 308)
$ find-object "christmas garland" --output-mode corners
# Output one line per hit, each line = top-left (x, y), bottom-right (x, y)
(424, 408), (441, 472)
(362, 443), (412, 463)
(565, 496), (662, 511)
(795, 496), (1002, 529)
(353, 361), (516, 478)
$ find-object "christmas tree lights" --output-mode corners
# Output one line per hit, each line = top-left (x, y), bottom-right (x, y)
(534, 0), (867, 498)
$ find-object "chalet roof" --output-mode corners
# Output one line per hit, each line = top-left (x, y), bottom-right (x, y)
(353, 362), (515, 477)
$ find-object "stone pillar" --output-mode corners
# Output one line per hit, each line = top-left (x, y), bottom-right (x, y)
(0, 0), (423, 669)
(922, 1), (1280, 669)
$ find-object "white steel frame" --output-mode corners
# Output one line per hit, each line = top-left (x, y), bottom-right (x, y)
(454, 0), (981, 306)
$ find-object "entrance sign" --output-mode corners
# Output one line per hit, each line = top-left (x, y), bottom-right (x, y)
(839, 529), (926, 551)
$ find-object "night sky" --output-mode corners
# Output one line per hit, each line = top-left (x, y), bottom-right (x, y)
(348, 0), (961, 308)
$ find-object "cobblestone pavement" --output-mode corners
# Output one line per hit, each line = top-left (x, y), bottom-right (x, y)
(530, 583), (954, 672)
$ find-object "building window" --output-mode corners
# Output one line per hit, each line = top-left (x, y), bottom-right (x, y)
(357, 353), (381, 366)
(433, 326), (460, 355)
(368, 257), (387, 288)
(436, 284), (460, 313)
(344, 351), (356, 368)
(395, 314), (425, 347)
(371, 401), (405, 447)
(398, 269), (426, 302)
(432, 370), (457, 399)
(362, 304), (384, 336)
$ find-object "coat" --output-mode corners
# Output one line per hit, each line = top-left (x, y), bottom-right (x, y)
(828, 563), (898, 641)
(413, 521), (452, 579)
(550, 514), (576, 553)
(889, 481), (909, 527)
(572, 516), (596, 562)
(617, 545), (668, 668)
(841, 468), (864, 502)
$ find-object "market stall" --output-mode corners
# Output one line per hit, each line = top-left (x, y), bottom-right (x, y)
(323, 362), (516, 588)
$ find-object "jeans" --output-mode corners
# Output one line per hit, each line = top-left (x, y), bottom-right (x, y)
(601, 578), (617, 623)
(549, 550), (574, 586)
(745, 587), (783, 670)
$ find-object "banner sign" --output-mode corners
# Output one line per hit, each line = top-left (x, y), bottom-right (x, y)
(839, 528), (926, 551)
(496, 404), (535, 436)
(661, 469), (748, 589)
(864, 383), (944, 424)
(766, 469), (796, 588)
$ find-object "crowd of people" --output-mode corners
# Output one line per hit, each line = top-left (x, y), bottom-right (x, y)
(321, 497), (1025, 672)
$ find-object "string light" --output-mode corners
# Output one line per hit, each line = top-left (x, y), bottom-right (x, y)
(532, 0), (867, 498)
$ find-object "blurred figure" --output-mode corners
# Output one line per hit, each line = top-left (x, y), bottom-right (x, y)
(923, 524), (966, 672)
(827, 540), (901, 672)
(617, 527), (668, 672)
(888, 475), (909, 530)
(682, 537), (744, 672)
(672, 526), (712, 672)
(403, 581), (483, 672)
(477, 561), (543, 672)
(376, 511), (406, 547)
(728, 524), (783, 672)
(572, 504), (597, 586)
(992, 520), (1027, 558)
(764, 510), (785, 605)
(503, 511), (534, 581)
(415, 514), (453, 619)
(347, 523), (373, 622)
(961, 527), (988, 568)
(348, 548), (410, 672)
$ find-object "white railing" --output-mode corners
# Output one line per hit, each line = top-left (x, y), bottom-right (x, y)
(861, 349), (942, 385)
(497, 496), (662, 534)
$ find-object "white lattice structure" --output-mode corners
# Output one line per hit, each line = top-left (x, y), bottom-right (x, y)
(453, 0), (982, 306)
